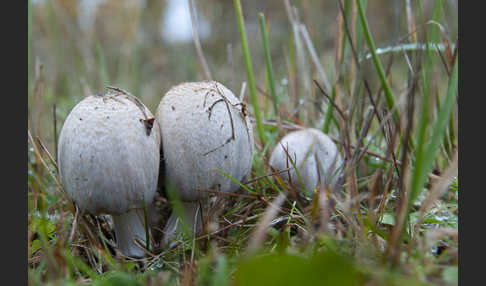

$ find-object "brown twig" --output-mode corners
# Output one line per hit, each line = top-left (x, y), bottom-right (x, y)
(244, 168), (293, 185)
(313, 80), (347, 122)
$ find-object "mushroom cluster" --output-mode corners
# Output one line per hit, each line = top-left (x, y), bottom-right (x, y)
(57, 91), (161, 258)
(156, 81), (254, 246)
(58, 81), (340, 256)
(269, 128), (342, 194)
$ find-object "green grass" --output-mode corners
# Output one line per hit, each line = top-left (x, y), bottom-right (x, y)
(234, 0), (267, 145)
(405, 56), (458, 237)
(258, 13), (279, 118)
(28, 0), (458, 285)
(357, 0), (398, 122)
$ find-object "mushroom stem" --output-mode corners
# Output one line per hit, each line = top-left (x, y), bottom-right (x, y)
(112, 209), (149, 258)
(162, 201), (203, 247)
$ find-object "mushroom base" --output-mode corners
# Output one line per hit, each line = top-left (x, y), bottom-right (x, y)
(162, 201), (204, 248)
(112, 209), (150, 258)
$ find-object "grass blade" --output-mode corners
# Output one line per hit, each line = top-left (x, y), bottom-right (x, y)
(322, 86), (336, 134)
(96, 42), (110, 86)
(217, 168), (256, 195)
(258, 13), (279, 117)
(234, 0), (266, 144)
(355, 0), (368, 55)
(356, 0), (399, 124)
(405, 56), (458, 238)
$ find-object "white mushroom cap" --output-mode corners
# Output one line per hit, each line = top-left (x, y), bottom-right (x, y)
(58, 92), (161, 257)
(269, 128), (342, 194)
(156, 81), (254, 245)
(156, 81), (254, 201)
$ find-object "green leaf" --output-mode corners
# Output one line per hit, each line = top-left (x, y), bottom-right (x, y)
(31, 239), (42, 253)
(234, 250), (358, 286)
(33, 217), (57, 239)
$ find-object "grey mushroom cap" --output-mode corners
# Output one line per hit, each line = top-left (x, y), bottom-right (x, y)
(269, 128), (342, 194)
(156, 81), (254, 202)
(57, 93), (161, 215)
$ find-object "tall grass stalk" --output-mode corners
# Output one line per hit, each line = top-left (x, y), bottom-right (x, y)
(96, 42), (110, 87)
(322, 86), (336, 134)
(404, 56), (458, 240)
(258, 13), (279, 117)
(355, 0), (368, 56)
(430, 0), (444, 44)
(356, 0), (399, 124)
(234, 0), (266, 144)
(408, 0), (433, 228)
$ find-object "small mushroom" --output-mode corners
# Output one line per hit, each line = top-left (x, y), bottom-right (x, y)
(269, 128), (342, 194)
(57, 92), (161, 258)
(156, 81), (254, 246)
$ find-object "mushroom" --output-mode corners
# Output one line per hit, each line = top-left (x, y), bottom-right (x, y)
(156, 81), (254, 246)
(269, 128), (342, 195)
(57, 90), (161, 258)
